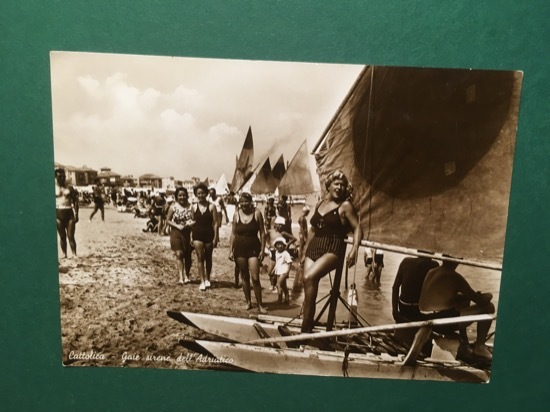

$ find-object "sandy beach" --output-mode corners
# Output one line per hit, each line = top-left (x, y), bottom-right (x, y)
(59, 205), (306, 370)
(58, 204), (500, 371)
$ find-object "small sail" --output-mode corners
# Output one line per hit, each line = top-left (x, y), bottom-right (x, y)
(250, 157), (278, 194)
(271, 154), (286, 185)
(313, 65), (523, 264)
(214, 173), (229, 194)
(231, 126), (254, 192)
(277, 140), (317, 195)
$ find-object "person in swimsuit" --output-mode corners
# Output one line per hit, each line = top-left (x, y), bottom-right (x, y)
(152, 193), (166, 235)
(419, 260), (495, 359)
(372, 248), (384, 283)
(276, 195), (292, 234)
(192, 183), (219, 291)
(263, 197), (277, 231)
(55, 168), (79, 258)
(166, 187), (195, 285)
(300, 170), (362, 333)
(364, 248), (374, 279)
(391, 256), (439, 322)
(229, 192), (267, 314)
(208, 187), (229, 225)
(89, 178), (105, 222)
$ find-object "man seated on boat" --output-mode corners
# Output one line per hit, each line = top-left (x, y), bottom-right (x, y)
(391, 256), (439, 323)
(418, 260), (495, 359)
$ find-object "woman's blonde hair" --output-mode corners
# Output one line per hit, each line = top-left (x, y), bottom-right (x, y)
(324, 169), (353, 199)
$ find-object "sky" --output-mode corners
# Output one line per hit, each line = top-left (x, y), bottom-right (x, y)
(50, 51), (363, 182)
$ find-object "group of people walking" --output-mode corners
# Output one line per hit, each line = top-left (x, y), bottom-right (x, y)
(165, 184), (220, 292)
(159, 168), (364, 320)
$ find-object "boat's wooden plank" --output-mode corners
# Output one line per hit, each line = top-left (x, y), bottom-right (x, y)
(253, 323), (282, 349)
(277, 325), (301, 349)
(247, 314), (496, 345)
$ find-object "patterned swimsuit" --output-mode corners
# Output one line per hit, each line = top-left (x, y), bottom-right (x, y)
(169, 202), (193, 252)
(306, 202), (349, 262)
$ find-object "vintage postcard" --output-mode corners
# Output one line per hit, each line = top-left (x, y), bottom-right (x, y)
(51, 51), (522, 382)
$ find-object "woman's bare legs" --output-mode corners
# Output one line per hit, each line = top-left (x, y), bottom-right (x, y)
(248, 257), (266, 313)
(193, 240), (207, 288)
(236, 257), (252, 309)
(301, 254), (340, 333)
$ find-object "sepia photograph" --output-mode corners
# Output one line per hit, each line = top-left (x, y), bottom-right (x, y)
(51, 51), (522, 383)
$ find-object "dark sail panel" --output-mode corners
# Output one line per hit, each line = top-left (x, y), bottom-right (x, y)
(231, 126), (254, 192)
(314, 66), (522, 264)
(272, 154), (286, 185)
(250, 158), (277, 194)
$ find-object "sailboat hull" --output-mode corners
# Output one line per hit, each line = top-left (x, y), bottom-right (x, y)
(168, 311), (491, 383)
(190, 340), (489, 382)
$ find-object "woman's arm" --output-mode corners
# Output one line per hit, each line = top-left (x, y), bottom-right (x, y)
(70, 186), (79, 222)
(256, 210), (266, 260)
(229, 211), (237, 259)
(211, 204), (219, 247)
(281, 230), (297, 247)
(300, 226), (315, 266)
(341, 200), (363, 267)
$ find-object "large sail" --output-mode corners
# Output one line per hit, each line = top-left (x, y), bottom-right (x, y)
(313, 66), (522, 264)
(277, 140), (317, 195)
(250, 157), (278, 194)
(231, 126), (254, 192)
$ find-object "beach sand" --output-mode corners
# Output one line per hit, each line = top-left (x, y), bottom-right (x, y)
(58, 205), (303, 370)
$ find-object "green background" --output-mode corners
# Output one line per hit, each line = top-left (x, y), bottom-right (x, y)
(1, 1), (548, 410)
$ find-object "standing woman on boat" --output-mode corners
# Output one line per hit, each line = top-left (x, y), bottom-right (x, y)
(166, 187), (195, 285)
(300, 170), (362, 333)
(229, 192), (268, 314)
(192, 183), (219, 291)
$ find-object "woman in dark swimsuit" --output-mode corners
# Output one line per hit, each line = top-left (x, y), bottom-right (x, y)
(192, 183), (219, 291)
(300, 170), (362, 333)
(229, 192), (267, 313)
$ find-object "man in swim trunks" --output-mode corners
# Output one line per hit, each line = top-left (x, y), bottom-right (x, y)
(276, 195), (292, 234)
(419, 260), (495, 359)
(55, 168), (79, 258)
(263, 197), (277, 231)
(152, 192), (166, 235)
(391, 256), (439, 322)
(89, 178), (105, 222)
(208, 187), (229, 225)
(372, 249), (384, 283)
